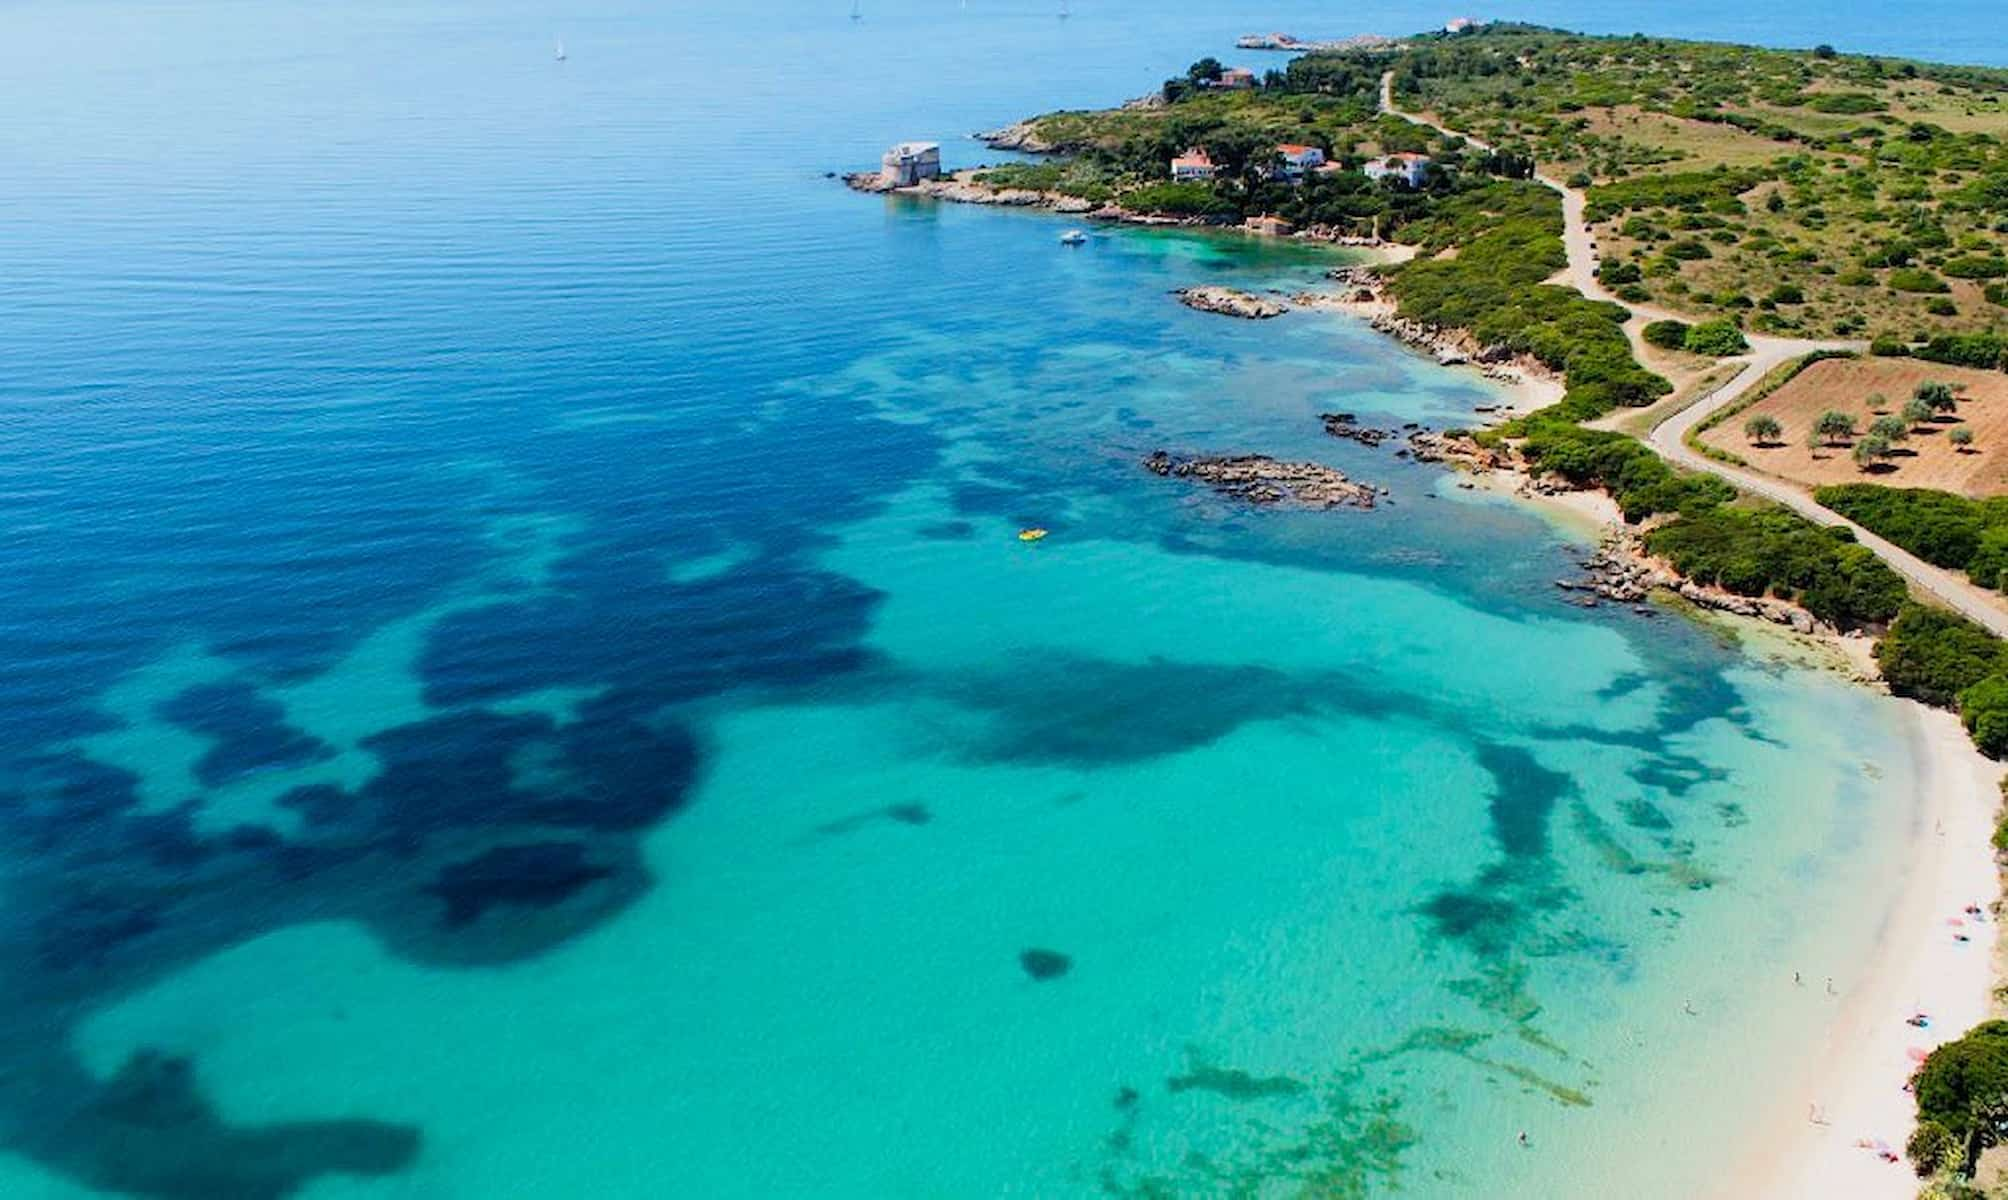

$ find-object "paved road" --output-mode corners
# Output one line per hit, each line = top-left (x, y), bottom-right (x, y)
(1378, 73), (2008, 635)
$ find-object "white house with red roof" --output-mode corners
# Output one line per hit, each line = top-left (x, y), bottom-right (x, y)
(1170, 148), (1217, 181)
(1274, 143), (1326, 180)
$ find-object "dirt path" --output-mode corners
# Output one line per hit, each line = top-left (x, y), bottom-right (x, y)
(1376, 72), (2008, 635)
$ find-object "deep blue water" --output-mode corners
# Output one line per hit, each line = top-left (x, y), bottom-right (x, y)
(0, 2), (2002, 1197)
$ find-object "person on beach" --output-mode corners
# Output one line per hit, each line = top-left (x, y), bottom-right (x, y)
(1793, 971), (1802, 986)
(1683, 1000), (1697, 1016)
(1517, 1131), (1528, 1147)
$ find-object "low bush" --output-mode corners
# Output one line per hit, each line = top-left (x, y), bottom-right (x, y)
(1684, 320), (1751, 356)
(1643, 319), (1690, 350)
(1915, 333), (2008, 370)
(1889, 267), (1952, 294)
(1877, 603), (2008, 705)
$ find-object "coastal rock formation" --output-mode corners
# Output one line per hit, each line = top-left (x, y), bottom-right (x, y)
(1316, 267), (1555, 390)
(1559, 531), (1823, 634)
(842, 172), (1097, 212)
(1143, 451), (1377, 509)
(1321, 413), (1395, 447)
(1175, 287), (1287, 320)
(1405, 429), (1504, 470)
(976, 120), (1056, 153)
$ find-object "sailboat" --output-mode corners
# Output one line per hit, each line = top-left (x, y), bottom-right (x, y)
(554, 39), (567, 61)
(849, 0), (862, 20)
(1058, 0), (1069, 18)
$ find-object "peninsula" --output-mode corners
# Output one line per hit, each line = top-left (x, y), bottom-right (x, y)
(854, 21), (2008, 1194)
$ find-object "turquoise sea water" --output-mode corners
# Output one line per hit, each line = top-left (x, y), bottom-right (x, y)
(2, 1), (2004, 1196)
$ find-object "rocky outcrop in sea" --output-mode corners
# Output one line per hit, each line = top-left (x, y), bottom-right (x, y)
(1143, 451), (1377, 508)
(1176, 287), (1287, 320)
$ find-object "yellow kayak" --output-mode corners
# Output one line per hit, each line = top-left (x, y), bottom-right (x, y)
(1018, 528), (1049, 542)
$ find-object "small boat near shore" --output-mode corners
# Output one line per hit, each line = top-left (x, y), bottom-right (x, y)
(1059, 229), (1087, 245)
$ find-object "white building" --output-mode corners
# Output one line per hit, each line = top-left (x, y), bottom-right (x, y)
(880, 142), (942, 187)
(1364, 152), (1431, 187)
(1274, 143), (1326, 180)
(1170, 148), (1217, 181)
(1445, 16), (1480, 33)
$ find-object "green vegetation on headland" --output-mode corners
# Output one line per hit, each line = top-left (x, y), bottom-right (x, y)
(984, 55), (1533, 232)
(1387, 24), (2008, 344)
(973, 25), (2006, 729)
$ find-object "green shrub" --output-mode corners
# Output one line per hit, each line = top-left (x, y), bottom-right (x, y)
(1969, 526), (2008, 588)
(1963, 676), (2008, 758)
(1807, 92), (1885, 114)
(1942, 255), (2008, 280)
(1926, 298), (1959, 317)
(1768, 283), (1805, 304)
(1120, 181), (1239, 217)
(1914, 1020), (2008, 1166)
(1599, 260), (1643, 285)
(1889, 267), (1952, 293)
(1907, 1121), (1959, 1178)
(1916, 334), (2008, 370)
(1876, 604), (2008, 705)
(1816, 484), (1987, 568)
(1667, 238), (1713, 260)
(1871, 334), (1913, 356)
(1685, 320), (1751, 356)
(1643, 319), (1691, 350)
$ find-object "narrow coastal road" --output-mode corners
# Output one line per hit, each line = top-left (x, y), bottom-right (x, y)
(1376, 73), (2008, 636)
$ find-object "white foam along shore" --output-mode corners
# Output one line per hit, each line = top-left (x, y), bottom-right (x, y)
(1720, 703), (1999, 1199)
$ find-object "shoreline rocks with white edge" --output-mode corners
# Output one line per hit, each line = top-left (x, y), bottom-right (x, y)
(1143, 451), (1378, 509)
(1176, 287), (1287, 319)
(1559, 529), (1825, 635)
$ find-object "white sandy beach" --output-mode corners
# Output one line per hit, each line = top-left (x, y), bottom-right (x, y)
(1727, 704), (2000, 1199)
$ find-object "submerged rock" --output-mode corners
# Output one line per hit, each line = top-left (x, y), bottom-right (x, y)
(1165, 1064), (1308, 1101)
(1019, 948), (1072, 981)
(1143, 451), (1377, 509)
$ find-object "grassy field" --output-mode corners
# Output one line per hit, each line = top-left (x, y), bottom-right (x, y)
(1697, 357), (2008, 494)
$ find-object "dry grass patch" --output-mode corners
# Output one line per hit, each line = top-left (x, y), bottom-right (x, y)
(1696, 357), (2008, 496)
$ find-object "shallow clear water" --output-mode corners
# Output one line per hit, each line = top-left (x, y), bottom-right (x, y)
(1, 1), (2000, 1196)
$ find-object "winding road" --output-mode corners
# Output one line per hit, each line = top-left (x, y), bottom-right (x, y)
(1377, 73), (2008, 636)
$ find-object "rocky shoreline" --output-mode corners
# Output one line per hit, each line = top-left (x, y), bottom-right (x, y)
(1176, 287), (1287, 319)
(1557, 529), (1827, 635)
(1142, 451), (1380, 509)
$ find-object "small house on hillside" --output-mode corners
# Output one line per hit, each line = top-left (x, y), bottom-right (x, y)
(881, 142), (942, 187)
(1274, 143), (1326, 180)
(1364, 152), (1431, 187)
(1213, 67), (1256, 90)
(1171, 148), (1217, 181)
(1245, 214), (1294, 237)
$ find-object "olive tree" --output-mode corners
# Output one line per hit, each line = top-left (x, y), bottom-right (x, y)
(1816, 409), (1857, 445)
(1743, 414), (1783, 445)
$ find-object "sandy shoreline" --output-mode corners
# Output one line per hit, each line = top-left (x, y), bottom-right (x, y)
(1711, 703), (1999, 1198)
(1376, 303), (2004, 1195)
